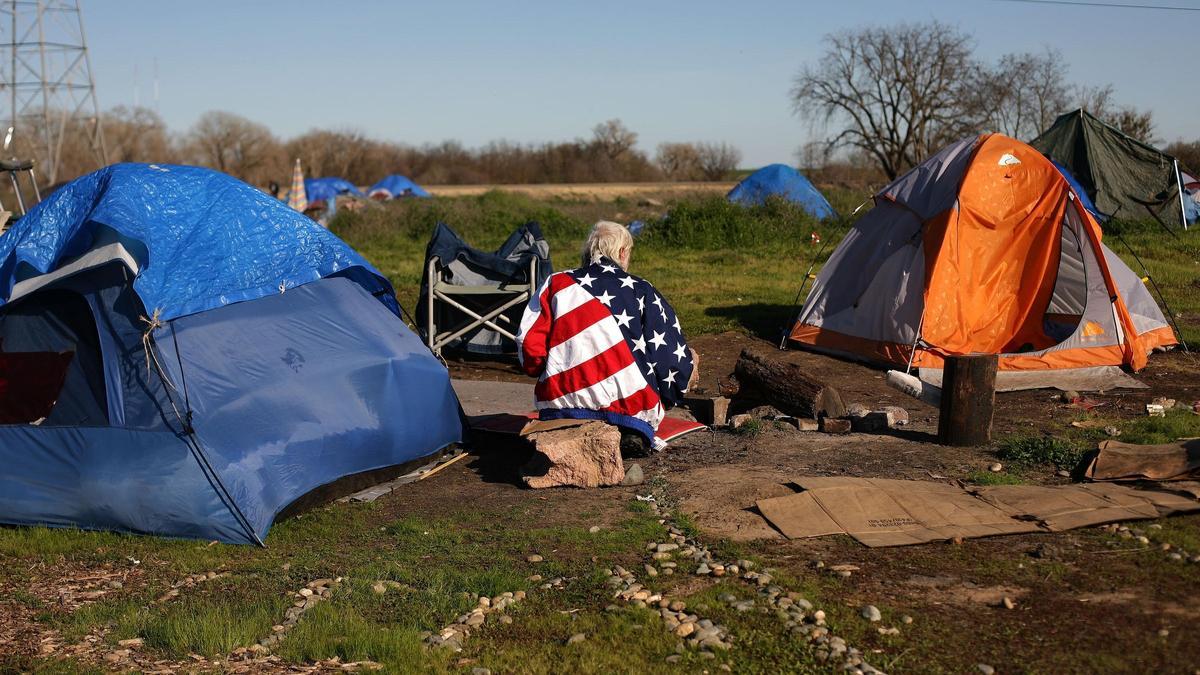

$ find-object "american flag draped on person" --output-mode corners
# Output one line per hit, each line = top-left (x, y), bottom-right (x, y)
(517, 221), (698, 450)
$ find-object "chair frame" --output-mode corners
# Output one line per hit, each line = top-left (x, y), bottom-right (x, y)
(425, 255), (539, 357)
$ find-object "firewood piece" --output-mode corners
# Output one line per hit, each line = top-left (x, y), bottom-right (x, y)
(734, 348), (847, 420)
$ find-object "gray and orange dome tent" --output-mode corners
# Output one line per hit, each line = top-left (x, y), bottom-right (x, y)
(788, 133), (1177, 390)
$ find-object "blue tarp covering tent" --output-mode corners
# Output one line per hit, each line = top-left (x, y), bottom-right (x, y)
(368, 174), (431, 199)
(727, 164), (836, 219)
(303, 177), (364, 205)
(0, 163), (463, 545)
(1050, 159), (1105, 222)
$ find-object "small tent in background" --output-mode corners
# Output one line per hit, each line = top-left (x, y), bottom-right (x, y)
(788, 133), (1176, 392)
(303, 177), (364, 205)
(727, 164), (836, 219)
(0, 164), (463, 544)
(369, 174), (431, 200)
(1179, 170), (1200, 224)
(1031, 109), (1187, 227)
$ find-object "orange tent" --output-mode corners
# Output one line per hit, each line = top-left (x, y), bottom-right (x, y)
(788, 133), (1176, 390)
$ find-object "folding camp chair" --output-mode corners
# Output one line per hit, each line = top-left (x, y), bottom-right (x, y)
(0, 158), (41, 234)
(418, 222), (552, 358)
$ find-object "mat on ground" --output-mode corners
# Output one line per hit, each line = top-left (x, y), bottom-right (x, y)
(756, 477), (1200, 547)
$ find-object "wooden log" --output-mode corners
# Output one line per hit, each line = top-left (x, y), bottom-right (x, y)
(937, 354), (998, 446)
(733, 348), (847, 420)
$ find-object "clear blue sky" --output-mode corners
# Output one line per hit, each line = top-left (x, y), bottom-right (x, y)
(85, 0), (1197, 167)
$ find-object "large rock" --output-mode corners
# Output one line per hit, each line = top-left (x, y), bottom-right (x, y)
(522, 422), (625, 488)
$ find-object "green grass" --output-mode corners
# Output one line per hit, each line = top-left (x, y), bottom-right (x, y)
(331, 191), (1199, 346)
(967, 470), (1026, 485)
(1112, 409), (1200, 445)
(995, 434), (1086, 470)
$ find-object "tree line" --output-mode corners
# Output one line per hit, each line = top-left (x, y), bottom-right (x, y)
(28, 111), (743, 189)
(792, 21), (1172, 180)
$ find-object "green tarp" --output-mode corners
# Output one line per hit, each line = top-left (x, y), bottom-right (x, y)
(1031, 109), (1184, 226)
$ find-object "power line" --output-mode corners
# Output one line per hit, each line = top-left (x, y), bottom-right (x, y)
(996, 0), (1200, 10)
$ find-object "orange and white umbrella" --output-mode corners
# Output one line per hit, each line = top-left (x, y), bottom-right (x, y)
(286, 158), (307, 212)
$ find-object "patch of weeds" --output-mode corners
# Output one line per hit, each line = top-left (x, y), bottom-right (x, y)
(995, 434), (1085, 469)
(117, 593), (290, 658)
(274, 601), (433, 669)
(967, 470), (1025, 486)
(1114, 410), (1200, 445)
(730, 418), (763, 436)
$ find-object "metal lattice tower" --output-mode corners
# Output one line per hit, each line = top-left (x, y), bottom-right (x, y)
(0, 0), (107, 185)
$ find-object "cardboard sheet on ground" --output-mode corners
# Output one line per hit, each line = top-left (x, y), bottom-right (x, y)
(469, 411), (706, 445)
(756, 477), (1200, 547)
(1084, 439), (1200, 482)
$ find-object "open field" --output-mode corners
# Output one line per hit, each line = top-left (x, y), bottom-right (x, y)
(3, 189), (1199, 673)
(423, 182), (736, 200)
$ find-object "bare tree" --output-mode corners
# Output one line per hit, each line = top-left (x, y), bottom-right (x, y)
(792, 21), (979, 180)
(104, 105), (175, 163)
(1106, 108), (1156, 144)
(976, 48), (1070, 140)
(591, 119), (638, 161)
(185, 111), (283, 185)
(1167, 140), (1200, 172)
(656, 142), (702, 180)
(695, 142), (742, 181)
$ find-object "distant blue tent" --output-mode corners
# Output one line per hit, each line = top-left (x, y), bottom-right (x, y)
(727, 164), (835, 219)
(0, 163), (463, 545)
(368, 174), (431, 199)
(1050, 159), (1105, 222)
(304, 177), (364, 204)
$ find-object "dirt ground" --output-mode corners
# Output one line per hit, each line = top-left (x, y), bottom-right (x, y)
(446, 332), (1200, 673)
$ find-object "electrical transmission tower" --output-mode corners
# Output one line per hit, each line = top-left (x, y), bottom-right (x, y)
(0, 0), (107, 185)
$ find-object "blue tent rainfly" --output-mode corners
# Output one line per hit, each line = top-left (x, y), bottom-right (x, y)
(727, 164), (836, 219)
(0, 163), (463, 545)
(303, 176), (364, 204)
(368, 174), (431, 199)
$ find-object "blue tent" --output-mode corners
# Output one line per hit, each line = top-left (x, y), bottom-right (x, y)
(368, 174), (431, 199)
(0, 163), (463, 545)
(304, 176), (364, 204)
(727, 164), (835, 218)
(1050, 159), (1105, 222)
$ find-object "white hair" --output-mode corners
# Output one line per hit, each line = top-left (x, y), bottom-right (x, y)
(581, 220), (633, 269)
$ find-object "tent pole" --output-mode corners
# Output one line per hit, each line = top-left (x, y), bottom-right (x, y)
(1174, 159), (1188, 232)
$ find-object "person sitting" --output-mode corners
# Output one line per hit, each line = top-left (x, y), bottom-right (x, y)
(516, 221), (697, 451)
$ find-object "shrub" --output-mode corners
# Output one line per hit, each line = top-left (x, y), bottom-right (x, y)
(995, 435), (1085, 470)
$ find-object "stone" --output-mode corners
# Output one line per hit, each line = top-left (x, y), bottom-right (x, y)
(1001, 596), (1015, 610)
(901, 615), (913, 625)
(298, 588), (314, 597)
(675, 622), (695, 637)
(522, 422), (625, 488)
(567, 633), (586, 645)
(472, 668), (491, 675)
(669, 600), (686, 612)
(1060, 390), (1080, 403)
(976, 665), (995, 675)
(499, 615), (513, 625)
(850, 411), (892, 433)
(729, 413), (753, 429)
(989, 462), (1003, 473)
(879, 405), (909, 426)
(861, 605), (882, 622)
(846, 403), (870, 418)
(117, 638), (144, 648)
(696, 563), (711, 575)
(821, 418), (852, 434)
(589, 525), (602, 533)
(526, 554), (544, 563)
(622, 463), (645, 486)
(656, 543), (679, 553)
(645, 564), (658, 577)
(794, 418), (820, 432)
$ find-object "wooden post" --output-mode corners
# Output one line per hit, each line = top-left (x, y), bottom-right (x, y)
(937, 354), (998, 446)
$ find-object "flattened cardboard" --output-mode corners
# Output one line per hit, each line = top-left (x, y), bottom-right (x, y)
(1085, 440), (1200, 482)
(756, 477), (1200, 547)
(761, 477), (1039, 547)
(969, 483), (1158, 531)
